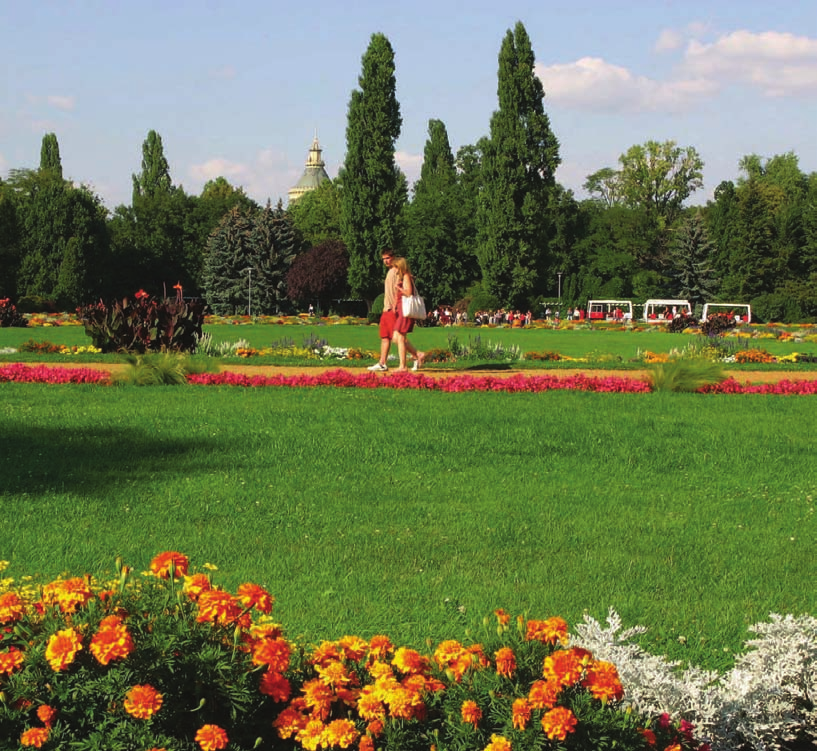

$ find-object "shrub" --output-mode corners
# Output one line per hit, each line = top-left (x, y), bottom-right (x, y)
(17, 338), (62, 354)
(524, 351), (562, 361)
(466, 291), (501, 321)
(700, 314), (737, 338)
(0, 298), (27, 328)
(78, 290), (206, 354)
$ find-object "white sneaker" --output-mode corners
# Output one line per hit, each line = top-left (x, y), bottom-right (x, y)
(367, 363), (388, 372)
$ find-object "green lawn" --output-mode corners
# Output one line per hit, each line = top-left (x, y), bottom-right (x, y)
(2, 382), (814, 671)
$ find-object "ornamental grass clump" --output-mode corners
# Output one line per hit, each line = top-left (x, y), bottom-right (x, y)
(113, 352), (217, 386)
(0, 554), (707, 751)
(649, 359), (728, 392)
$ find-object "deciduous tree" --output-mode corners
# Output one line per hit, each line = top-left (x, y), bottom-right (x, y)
(132, 130), (172, 202)
(39, 133), (63, 179)
(286, 239), (349, 312)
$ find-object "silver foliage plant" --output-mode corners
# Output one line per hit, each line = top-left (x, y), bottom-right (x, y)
(570, 609), (817, 751)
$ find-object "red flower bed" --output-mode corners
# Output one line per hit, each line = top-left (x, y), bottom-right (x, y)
(0, 363), (110, 384)
(699, 378), (817, 395)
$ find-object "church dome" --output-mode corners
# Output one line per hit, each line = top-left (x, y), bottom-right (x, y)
(288, 135), (330, 203)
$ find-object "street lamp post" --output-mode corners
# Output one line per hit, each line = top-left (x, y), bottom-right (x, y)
(557, 272), (563, 301)
(244, 267), (253, 317)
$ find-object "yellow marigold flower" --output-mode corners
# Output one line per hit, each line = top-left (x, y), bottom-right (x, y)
(484, 734), (512, 751)
(392, 647), (427, 675)
(324, 718), (360, 749)
(259, 670), (291, 702)
(237, 582), (274, 614)
(0, 592), (25, 624)
(20, 727), (49, 748)
(252, 637), (291, 672)
(195, 723), (229, 751)
(525, 616), (569, 645)
(495, 647), (516, 678)
(357, 688), (386, 721)
(36, 705), (57, 727)
(42, 577), (93, 614)
(303, 677), (335, 720)
(45, 628), (82, 671)
(124, 684), (164, 719)
(512, 698), (531, 730)
(385, 686), (424, 721)
(543, 647), (593, 687)
(297, 719), (326, 751)
(273, 705), (308, 739)
(541, 706), (578, 741)
(528, 679), (560, 710)
(582, 660), (624, 702)
(0, 646), (25, 675)
(368, 660), (394, 681)
(317, 659), (351, 688)
(183, 573), (212, 601)
(461, 699), (482, 728)
(149, 551), (189, 579)
(338, 634), (369, 662)
(250, 622), (284, 641)
(89, 615), (135, 665)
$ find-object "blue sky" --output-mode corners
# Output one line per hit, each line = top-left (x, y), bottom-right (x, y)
(2, 0), (816, 211)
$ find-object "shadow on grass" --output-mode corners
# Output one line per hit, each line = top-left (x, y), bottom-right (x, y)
(0, 423), (221, 496)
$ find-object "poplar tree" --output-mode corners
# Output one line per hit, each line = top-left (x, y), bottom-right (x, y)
(476, 21), (560, 308)
(339, 33), (405, 305)
(132, 130), (172, 201)
(39, 133), (63, 179)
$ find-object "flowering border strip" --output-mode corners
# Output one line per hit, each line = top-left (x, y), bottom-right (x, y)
(187, 369), (653, 393)
(0, 363), (110, 385)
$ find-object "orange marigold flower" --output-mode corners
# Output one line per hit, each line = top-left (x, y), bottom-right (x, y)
(543, 647), (593, 687)
(0, 592), (25, 624)
(512, 698), (531, 730)
(149, 551), (189, 579)
(485, 734), (512, 751)
(45, 628), (82, 671)
(183, 573), (212, 601)
(237, 582), (274, 614)
(528, 679), (560, 710)
(639, 728), (657, 745)
(461, 699), (482, 728)
(196, 589), (248, 628)
(123, 684), (164, 719)
(42, 577), (93, 614)
(392, 647), (427, 675)
(368, 660), (394, 681)
(0, 646), (25, 675)
(36, 705), (57, 727)
(367, 635), (394, 662)
(357, 688), (386, 721)
(359, 735), (375, 751)
(296, 719), (326, 751)
(195, 723), (229, 751)
(525, 616), (569, 645)
(20, 727), (49, 748)
(317, 659), (351, 687)
(303, 677), (335, 720)
(90, 615), (135, 665)
(387, 686), (424, 721)
(494, 608), (511, 626)
(582, 660), (624, 702)
(252, 637), (291, 672)
(467, 643), (489, 668)
(274, 706), (308, 739)
(541, 706), (578, 741)
(259, 670), (292, 702)
(324, 718), (360, 748)
(338, 634), (369, 662)
(664, 744), (682, 751)
(366, 719), (384, 737)
(311, 640), (342, 666)
(495, 647), (516, 678)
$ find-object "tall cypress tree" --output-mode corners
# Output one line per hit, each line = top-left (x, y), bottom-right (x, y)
(476, 22), (560, 308)
(667, 210), (718, 307)
(339, 33), (404, 305)
(39, 133), (63, 180)
(132, 130), (172, 201)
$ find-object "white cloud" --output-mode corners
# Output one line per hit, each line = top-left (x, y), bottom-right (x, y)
(536, 57), (715, 113)
(654, 28), (684, 53)
(0, 153), (7, 175)
(682, 30), (817, 96)
(395, 150), (423, 186)
(46, 95), (75, 111)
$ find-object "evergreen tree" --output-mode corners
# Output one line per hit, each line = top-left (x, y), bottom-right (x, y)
(132, 130), (172, 202)
(475, 21), (560, 308)
(0, 181), (22, 299)
(250, 201), (299, 314)
(339, 33), (404, 305)
(39, 133), (63, 179)
(667, 210), (718, 307)
(202, 206), (255, 315)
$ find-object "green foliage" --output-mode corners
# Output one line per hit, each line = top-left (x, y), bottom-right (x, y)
(132, 129), (172, 202)
(288, 179), (342, 246)
(667, 211), (718, 307)
(113, 353), (216, 385)
(649, 359), (728, 392)
(446, 333), (521, 362)
(476, 22), (560, 308)
(340, 33), (405, 303)
(466, 290), (501, 320)
(78, 291), (206, 353)
(39, 132), (63, 179)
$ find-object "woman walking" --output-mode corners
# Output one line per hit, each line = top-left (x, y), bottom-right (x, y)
(392, 257), (426, 372)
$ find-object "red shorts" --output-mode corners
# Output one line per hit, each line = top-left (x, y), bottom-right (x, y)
(379, 309), (398, 339)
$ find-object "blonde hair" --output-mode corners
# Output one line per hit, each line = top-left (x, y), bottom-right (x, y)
(393, 257), (411, 278)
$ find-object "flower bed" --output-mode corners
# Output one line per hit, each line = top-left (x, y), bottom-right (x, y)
(0, 553), (711, 751)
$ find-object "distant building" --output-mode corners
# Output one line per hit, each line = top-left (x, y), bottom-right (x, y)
(288, 135), (330, 204)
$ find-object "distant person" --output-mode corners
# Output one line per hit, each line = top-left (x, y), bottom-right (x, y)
(308, 303), (314, 316)
(391, 257), (426, 371)
(367, 248), (399, 372)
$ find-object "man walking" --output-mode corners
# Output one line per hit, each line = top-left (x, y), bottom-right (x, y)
(367, 248), (399, 372)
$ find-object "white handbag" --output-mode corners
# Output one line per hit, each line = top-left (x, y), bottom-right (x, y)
(401, 279), (427, 320)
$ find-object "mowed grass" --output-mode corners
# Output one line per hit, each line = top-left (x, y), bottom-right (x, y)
(1, 383), (814, 670)
(2, 322), (815, 366)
